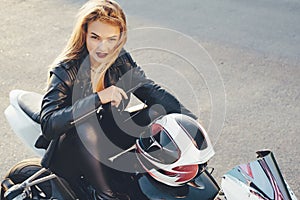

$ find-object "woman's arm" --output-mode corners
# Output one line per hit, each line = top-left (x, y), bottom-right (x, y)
(134, 69), (197, 119)
(120, 52), (197, 120)
(40, 66), (102, 140)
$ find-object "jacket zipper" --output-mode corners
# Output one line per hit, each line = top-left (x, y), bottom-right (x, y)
(70, 105), (103, 125)
(70, 82), (143, 125)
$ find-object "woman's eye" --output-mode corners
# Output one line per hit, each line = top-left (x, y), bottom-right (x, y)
(91, 36), (98, 39)
(109, 38), (117, 42)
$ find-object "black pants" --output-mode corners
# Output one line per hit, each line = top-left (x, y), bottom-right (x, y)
(50, 108), (158, 199)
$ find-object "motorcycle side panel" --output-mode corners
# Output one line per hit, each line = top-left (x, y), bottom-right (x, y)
(221, 174), (262, 200)
(4, 90), (45, 157)
(221, 151), (298, 200)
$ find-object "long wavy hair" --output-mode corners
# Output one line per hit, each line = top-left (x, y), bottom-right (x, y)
(51, 0), (127, 92)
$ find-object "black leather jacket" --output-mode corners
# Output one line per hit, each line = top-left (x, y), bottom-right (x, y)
(40, 49), (196, 141)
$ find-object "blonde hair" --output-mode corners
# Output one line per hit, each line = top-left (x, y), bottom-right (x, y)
(51, 0), (127, 92)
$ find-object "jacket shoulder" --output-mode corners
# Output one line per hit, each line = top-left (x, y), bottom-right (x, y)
(113, 49), (138, 73)
(50, 60), (79, 88)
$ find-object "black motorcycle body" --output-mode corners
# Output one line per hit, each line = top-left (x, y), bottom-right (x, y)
(1, 90), (220, 200)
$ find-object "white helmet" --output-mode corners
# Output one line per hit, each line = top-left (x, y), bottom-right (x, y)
(136, 113), (215, 187)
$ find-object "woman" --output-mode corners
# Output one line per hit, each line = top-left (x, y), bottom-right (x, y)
(40, 0), (196, 199)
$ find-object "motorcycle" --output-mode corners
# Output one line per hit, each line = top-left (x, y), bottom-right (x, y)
(1, 89), (298, 200)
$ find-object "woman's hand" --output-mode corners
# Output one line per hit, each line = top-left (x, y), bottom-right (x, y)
(97, 86), (128, 107)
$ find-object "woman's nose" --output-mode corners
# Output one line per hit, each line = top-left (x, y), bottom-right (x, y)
(97, 40), (109, 52)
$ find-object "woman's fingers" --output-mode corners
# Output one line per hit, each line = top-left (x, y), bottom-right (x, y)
(98, 86), (127, 107)
(112, 90), (123, 107)
(118, 87), (128, 100)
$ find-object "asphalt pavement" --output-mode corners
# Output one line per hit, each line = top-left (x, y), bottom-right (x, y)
(0, 0), (299, 197)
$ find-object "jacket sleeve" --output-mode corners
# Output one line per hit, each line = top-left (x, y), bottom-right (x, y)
(121, 53), (197, 120)
(40, 66), (102, 140)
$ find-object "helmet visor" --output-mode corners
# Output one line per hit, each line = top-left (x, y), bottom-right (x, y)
(174, 115), (208, 150)
(138, 123), (180, 164)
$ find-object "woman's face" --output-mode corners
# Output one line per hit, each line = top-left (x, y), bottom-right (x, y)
(86, 20), (120, 66)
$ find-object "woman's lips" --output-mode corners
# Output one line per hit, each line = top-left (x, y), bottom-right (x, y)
(96, 52), (108, 59)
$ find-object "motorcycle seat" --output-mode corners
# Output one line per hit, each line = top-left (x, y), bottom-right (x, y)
(17, 91), (43, 124)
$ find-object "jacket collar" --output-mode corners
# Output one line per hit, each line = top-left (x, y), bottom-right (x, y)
(76, 54), (92, 82)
